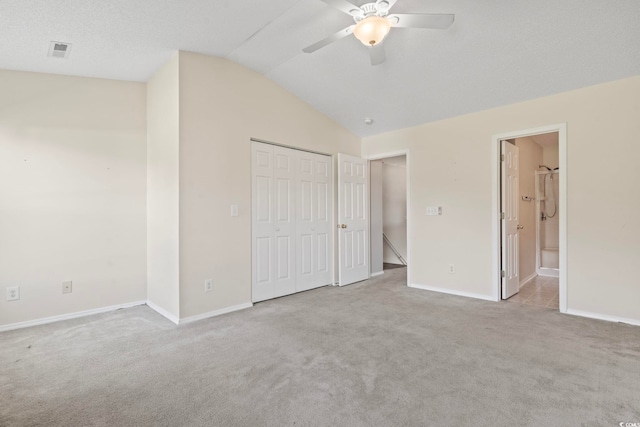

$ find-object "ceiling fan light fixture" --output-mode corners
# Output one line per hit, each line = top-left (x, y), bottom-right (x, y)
(353, 15), (391, 46)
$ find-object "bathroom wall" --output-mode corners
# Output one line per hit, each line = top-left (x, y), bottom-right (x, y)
(543, 145), (559, 169)
(514, 137), (542, 284)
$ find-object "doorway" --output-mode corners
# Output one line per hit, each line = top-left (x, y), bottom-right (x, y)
(368, 152), (409, 284)
(492, 125), (567, 312)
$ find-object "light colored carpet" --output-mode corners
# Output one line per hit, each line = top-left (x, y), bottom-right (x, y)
(1, 268), (639, 426)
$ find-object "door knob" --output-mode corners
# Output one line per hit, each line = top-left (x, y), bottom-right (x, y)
(341, 224), (347, 229)
(517, 225), (524, 230)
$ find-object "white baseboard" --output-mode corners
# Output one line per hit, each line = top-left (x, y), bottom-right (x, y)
(179, 302), (253, 325)
(370, 271), (384, 277)
(146, 300), (180, 325)
(519, 272), (537, 288)
(0, 300), (147, 333)
(565, 309), (640, 327)
(409, 283), (495, 302)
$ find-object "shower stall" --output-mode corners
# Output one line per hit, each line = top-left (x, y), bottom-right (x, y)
(536, 168), (559, 277)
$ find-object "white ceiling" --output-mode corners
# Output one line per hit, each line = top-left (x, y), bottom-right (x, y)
(1, 0), (639, 137)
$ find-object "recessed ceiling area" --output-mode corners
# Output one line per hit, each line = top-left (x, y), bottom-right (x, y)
(1, 0), (639, 137)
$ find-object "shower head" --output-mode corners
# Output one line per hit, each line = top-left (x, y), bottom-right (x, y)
(538, 165), (552, 171)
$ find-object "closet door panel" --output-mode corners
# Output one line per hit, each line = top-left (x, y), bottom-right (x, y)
(296, 151), (332, 291)
(253, 142), (333, 301)
(296, 151), (316, 291)
(313, 154), (332, 286)
(252, 143), (275, 302)
(272, 146), (296, 298)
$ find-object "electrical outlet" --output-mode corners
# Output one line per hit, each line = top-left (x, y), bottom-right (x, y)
(6, 286), (20, 301)
(62, 281), (72, 294)
(448, 264), (455, 274)
(204, 279), (213, 293)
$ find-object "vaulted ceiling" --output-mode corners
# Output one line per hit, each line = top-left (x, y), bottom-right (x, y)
(2, 0), (639, 137)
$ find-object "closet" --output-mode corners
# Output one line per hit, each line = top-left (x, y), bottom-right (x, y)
(251, 141), (333, 303)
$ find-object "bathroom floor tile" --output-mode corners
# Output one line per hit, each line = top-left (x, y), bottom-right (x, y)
(507, 276), (559, 309)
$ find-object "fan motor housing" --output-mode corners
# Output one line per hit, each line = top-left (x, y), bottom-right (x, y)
(354, 2), (390, 22)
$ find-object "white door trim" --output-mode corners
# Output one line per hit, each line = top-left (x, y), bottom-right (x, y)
(364, 149), (411, 287)
(491, 124), (568, 312)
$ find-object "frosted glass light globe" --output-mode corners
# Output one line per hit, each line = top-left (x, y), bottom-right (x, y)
(353, 16), (391, 46)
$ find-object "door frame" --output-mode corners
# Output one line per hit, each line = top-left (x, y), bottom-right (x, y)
(491, 124), (567, 312)
(364, 149), (411, 287)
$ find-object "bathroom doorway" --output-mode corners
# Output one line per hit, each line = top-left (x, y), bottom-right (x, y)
(512, 133), (560, 308)
(493, 124), (567, 312)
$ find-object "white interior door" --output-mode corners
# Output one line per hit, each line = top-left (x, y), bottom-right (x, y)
(338, 153), (369, 286)
(501, 140), (520, 299)
(296, 151), (332, 292)
(251, 143), (296, 302)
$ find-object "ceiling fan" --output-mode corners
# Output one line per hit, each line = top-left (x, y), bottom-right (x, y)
(303, 0), (455, 66)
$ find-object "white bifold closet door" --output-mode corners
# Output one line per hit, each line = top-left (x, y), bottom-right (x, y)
(296, 150), (332, 292)
(251, 142), (333, 303)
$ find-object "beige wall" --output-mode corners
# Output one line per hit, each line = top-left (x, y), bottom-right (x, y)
(177, 52), (360, 318)
(362, 76), (640, 323)
(0, 70), (147, 327)
(514, 137), (542, 283)
(147, 54), (180, 319)
(3, 60), (637, 328)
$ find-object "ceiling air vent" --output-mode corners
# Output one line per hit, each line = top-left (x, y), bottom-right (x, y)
(48, 41), (72, 59)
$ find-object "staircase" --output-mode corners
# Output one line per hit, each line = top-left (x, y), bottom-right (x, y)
(383, 233), (407, 265)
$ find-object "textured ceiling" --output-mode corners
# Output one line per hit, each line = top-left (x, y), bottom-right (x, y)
(1, 0), (639, 137)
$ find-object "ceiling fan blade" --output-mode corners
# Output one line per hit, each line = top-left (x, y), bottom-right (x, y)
(303, 25), (355, 53)
(369, 44), (386, 66)
(320, 0), (364, 17)
(388, 13), (455, 29)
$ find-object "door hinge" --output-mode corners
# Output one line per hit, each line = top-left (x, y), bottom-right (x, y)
(500, 154), (505, 161)
(501, 270), (506, 278)
(500, 212), (505, 220)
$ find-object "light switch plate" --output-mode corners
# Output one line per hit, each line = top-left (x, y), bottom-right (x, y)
(426, 206), (442, 216)
(230, 204), (239, 217)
